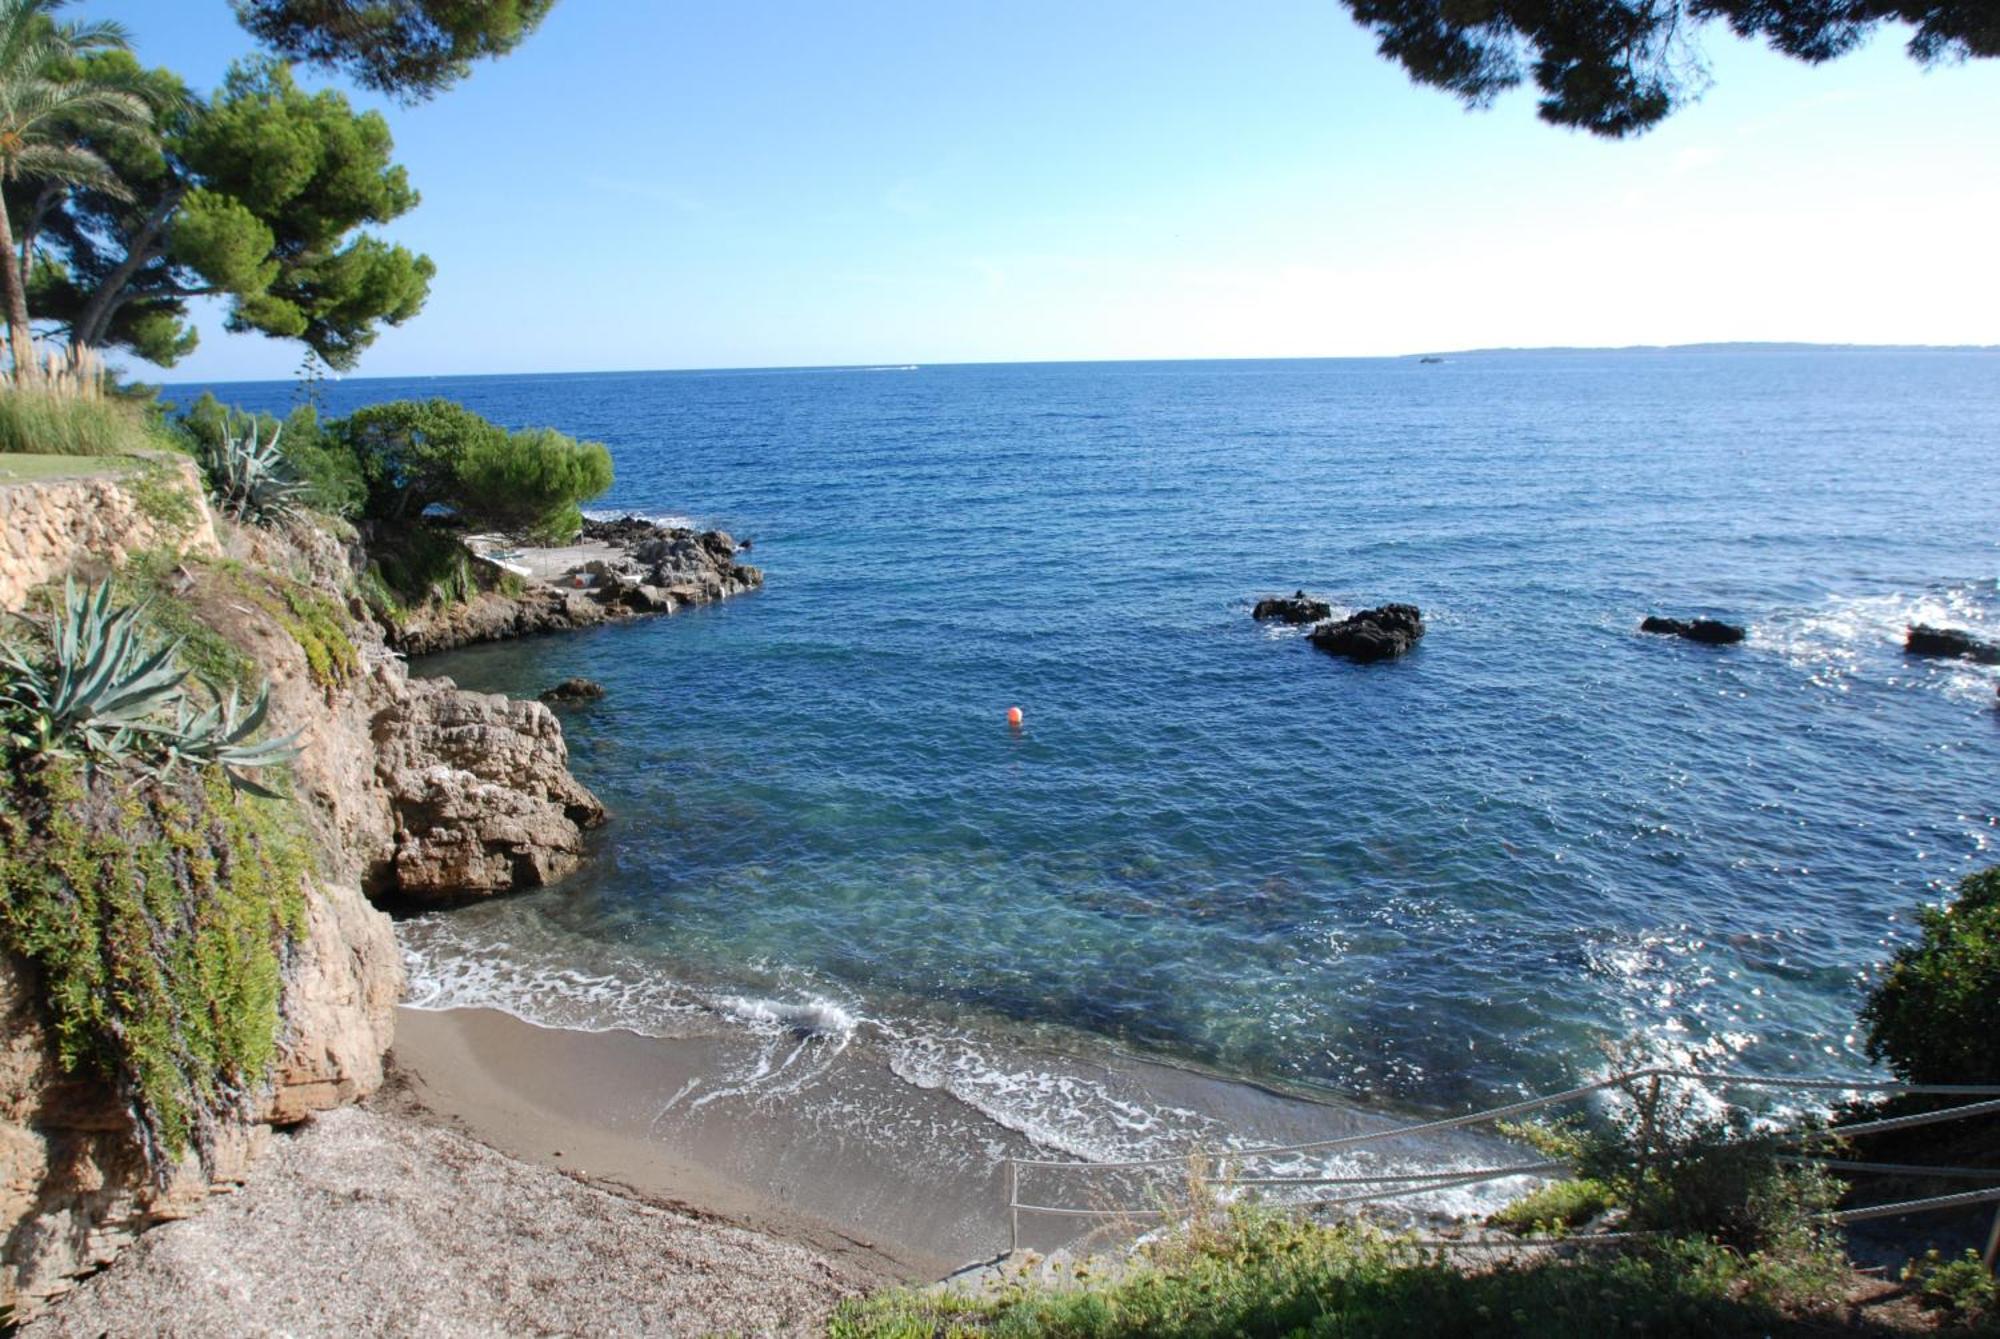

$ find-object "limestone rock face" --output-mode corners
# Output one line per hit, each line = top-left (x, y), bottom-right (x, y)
(371, 678), (607, 901)
(1, 476), (629, 1317)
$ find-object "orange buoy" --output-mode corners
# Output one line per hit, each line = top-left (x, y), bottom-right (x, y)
(1006, 706), (1023, 728)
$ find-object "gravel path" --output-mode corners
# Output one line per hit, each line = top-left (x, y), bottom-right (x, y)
(25, 1106), (868, 1338)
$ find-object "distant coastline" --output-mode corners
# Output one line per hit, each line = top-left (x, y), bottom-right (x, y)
(1414, 340), (2000, 358)
(164, 341), (2000, 390)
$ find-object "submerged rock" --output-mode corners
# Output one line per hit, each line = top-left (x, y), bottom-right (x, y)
(1640, 616), (1746, 646)
(1309, 604), (1425, 662)
(538, 677), (605, 705)
(1252, 590), (1333, 624)
(1905, 624), (2000, 665)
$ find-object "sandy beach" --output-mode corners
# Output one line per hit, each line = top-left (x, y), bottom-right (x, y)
(383, 1005), (1538, 1281)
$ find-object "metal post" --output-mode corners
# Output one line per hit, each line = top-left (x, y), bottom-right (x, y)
(1983, 1201), (2000, 1276)
(1006, 1158), (1020, 1257)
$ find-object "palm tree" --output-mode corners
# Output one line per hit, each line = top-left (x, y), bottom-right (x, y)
(0, 0), (151, 381)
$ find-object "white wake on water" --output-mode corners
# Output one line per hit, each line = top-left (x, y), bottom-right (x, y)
(1751, 581), (1997, 702)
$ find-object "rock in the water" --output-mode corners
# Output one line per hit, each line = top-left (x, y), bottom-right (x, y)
(1309, 603), (1424, 662)
(538, 677), (605, 705)
(1640, 616), (1746, 645)
(1905, 624), (2000, 665)
(370, 678), (607, 901)
(1252, 590), (1332, 624)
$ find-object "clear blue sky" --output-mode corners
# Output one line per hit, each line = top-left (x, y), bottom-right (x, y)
(88, 1), (2000, 381)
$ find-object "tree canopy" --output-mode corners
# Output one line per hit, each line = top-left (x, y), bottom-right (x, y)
(1341, 0), (1998, 136)
(17, 56), (433, 369)
(234, 0), (557, 101)
(0, 0), (153, 377)
(336, 397), (612, 541)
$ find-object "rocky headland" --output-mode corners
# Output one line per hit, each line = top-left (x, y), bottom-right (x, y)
(0, 471), (770, 1320)
(386, 515), (762, 655)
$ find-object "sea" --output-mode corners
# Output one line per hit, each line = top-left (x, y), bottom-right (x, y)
(198, 351), (1999, 1183)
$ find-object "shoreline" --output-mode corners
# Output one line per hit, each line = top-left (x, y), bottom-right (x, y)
(383, 1003), (1539, 1279)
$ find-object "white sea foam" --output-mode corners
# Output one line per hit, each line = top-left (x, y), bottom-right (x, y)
(1750, 582), (1997, 703)
(582, 507), (700, 531)
(397, 919), (1549, 1218)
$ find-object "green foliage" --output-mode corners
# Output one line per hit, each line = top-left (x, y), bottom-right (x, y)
(0, 387), (155, 455)
(1518, 1097), (1845, 1260)
(19, 53), (432, 369)
(178, 392), (364, 518)
(113, 550), (258, 696)
(0, 757), (308, 1174)
(264, 582), (357, 689)
(362, 525), (475, 611)
(338, 397), (611, 540)
(198, 410), (308, 527)
(235, 0), (557, 101)
(1861, 867), (2000, 1085)
(1486, 1177), (1617, 1235)
(126, 456), (201, 535)
(1339, 0), (1996, 138)
(1902, 1249), (2000, 1331)
(0, 576), (189, 761)
(455, 425), (612, 543)
(832, 1208), (1859, 1339)
(0, 577), (297, 790)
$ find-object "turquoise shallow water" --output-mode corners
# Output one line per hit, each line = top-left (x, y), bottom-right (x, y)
(204, 352), (1999, 1144)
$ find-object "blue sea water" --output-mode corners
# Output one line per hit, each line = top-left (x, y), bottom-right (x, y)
(200, 353), (1999, 1147)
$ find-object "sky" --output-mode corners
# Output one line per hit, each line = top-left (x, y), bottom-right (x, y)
(85, 1), (2000, 381)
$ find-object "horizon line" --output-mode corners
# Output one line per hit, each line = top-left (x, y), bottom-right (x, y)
(161, 339), (2000, 387)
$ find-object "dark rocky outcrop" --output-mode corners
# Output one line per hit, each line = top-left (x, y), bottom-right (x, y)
(539, 677), (606, 705)
(1309, 604), (1425, 662)
(1640, 616), (1746, 646)
(1905, 624), (2000, 665)
(1252, 591), (1332, 624)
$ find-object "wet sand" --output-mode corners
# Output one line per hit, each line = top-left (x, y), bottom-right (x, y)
(388, 1005), (1536, 1282)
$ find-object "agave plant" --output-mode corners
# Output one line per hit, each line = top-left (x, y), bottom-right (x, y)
(163, 684), (301, 798)
(204, 418), (308, 526)
(0, 577), (188, 762)
(1, 578), (298, 793)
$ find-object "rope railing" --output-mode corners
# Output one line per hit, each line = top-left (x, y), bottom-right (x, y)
(1002, 1067), (2000, 1260)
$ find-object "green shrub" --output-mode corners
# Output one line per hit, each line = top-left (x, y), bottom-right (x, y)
(1862, 867), (2000, 1085)
(832, 1208), (1856, 1339)
(199, 416), (309, 527)
(0, 759), (309, 1174)
(364, 525), (477, 610)
(455, 425), (611, 543)
(0, 388), (156, 456)
(179, 394), (366, 520)
(337, 397), (611, 539)
(1903, 1249), (1999, 1331)
(1487, 1177), (1618, 1234)
(0, 578), (297, 791)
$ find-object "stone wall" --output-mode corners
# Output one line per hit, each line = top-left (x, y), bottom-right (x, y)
(0, 455), (218, 612)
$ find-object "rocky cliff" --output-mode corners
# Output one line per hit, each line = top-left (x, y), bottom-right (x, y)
(0, 467), (610, 1319)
